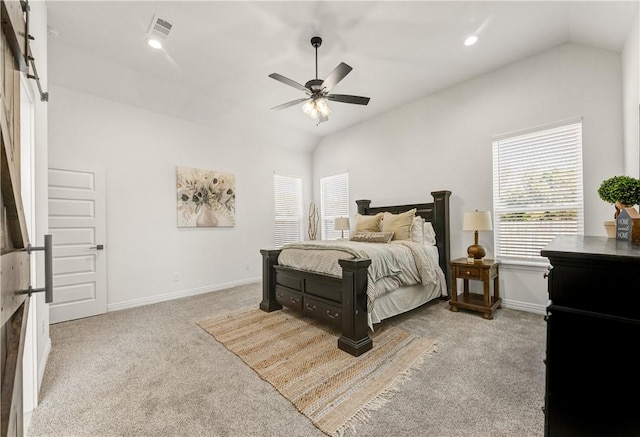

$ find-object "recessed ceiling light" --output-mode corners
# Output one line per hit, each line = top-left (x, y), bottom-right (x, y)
(464, 35), (478, 46)
(146, 38), (162, 49)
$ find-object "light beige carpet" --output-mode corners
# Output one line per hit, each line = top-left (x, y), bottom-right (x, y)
(197, 307), (437, 437)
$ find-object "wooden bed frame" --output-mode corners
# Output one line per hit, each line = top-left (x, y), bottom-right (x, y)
(260, 190), (451, 356)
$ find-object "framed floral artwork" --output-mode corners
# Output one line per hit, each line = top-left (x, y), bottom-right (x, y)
(176, 166), (236, 227)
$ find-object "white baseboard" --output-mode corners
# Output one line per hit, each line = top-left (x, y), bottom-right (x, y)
(106, 277), (261, 313)
(502, 298), (547, 315)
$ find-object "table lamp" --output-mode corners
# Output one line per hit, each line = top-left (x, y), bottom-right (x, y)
(334, 217), (350, 239)
(462, 210), (492, 262)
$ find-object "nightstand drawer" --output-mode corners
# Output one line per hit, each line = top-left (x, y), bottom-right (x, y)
(457, 266), (482, 279)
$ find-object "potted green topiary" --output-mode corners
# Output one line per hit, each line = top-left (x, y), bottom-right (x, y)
(598, 175), (640, 216)
(598, 175), (640, 237)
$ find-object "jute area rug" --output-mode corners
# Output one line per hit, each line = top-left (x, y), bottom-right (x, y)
(197, 307), (437, 436)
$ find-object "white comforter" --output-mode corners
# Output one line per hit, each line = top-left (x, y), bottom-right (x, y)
(277, 240), (443, 313)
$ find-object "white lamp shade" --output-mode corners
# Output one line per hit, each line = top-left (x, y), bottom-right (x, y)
(462, 211), (493, 231)
(334, 217), (350, 231)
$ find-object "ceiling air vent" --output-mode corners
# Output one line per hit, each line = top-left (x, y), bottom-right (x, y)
(147, 14), (173, 43)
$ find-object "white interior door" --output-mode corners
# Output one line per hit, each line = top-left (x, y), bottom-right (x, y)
(48, 164), (107, 323)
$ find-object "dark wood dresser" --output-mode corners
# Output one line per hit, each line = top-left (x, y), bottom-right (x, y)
(541, 235), (640, 437)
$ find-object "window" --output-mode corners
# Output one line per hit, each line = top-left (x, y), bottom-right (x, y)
(273, 173), (303, 248)
(492, 119), (584, 262)
(320, 172), (349, 240)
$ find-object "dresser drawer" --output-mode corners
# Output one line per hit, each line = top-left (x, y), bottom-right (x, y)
(547, 262), (640, 319)
(274, 286), (302, 310)
(303, 296), (342, 328)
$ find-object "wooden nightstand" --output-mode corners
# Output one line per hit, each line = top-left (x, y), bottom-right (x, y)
(449, 258), (501, 319)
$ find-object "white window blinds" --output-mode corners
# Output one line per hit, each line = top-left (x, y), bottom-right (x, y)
(492, 120), (584, 261)
(320, 172), (349, 240)
(274, 173), (303, 248)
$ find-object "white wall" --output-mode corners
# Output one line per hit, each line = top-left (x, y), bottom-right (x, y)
(313, 43), (624, 313)
(622, 9), (640, 177)
(48, 85), (313, 310)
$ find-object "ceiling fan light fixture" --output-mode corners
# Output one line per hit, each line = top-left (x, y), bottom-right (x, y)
(302, 100), (316, 117)
(302, 98), (330, 120)
(316, 98), (330, 116)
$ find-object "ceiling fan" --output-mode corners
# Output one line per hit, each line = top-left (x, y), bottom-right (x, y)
(269, 36), (370, 124)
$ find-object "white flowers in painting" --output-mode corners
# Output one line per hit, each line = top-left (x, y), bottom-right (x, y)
(176, 166), (236, 227)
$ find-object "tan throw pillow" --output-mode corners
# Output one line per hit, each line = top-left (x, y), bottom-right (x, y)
(381, 208), (417, 241)
(350, 231), (394, 243)
(354, 213), (383, 232)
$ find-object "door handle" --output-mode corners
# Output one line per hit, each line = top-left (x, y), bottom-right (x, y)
(90, 244), (104, 250)
(20, 234), (54, 303)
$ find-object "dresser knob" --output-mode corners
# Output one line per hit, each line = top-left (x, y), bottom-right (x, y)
(543, 272), (549, 279)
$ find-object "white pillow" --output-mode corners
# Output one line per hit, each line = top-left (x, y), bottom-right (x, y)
(423, 222), (436, 245)
(411, 216), (425, 243)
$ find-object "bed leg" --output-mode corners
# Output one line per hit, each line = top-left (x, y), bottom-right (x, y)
(260, 249), (282, 312)
(338, 258), (373, 356)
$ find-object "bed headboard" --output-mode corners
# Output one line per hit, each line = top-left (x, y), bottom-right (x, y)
(355, 190), (451, 293)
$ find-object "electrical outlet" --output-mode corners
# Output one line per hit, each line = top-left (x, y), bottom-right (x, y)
(41, 319), (45, 334)
(173, 272), (180, 282)
(245, 264), (250, 271)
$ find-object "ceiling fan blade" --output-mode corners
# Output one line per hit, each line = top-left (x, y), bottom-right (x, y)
(321, 62), (353, 92)
(268, 73), (309, 93)
(326, 94), (370, 105)
(271, 98), (309, 111)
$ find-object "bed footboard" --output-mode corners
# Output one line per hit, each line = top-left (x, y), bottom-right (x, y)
(259, 249), (282, 312)
(259, 249), (373, 356)
(337, 258), (372, 356)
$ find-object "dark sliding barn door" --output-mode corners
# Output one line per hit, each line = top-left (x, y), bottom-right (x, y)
(1, 2), (33, 436)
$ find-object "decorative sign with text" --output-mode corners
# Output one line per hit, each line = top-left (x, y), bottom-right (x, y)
(616, 207), (640, 243)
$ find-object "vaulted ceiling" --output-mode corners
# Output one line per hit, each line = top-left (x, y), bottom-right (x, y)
(46, 1), (638, 145)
